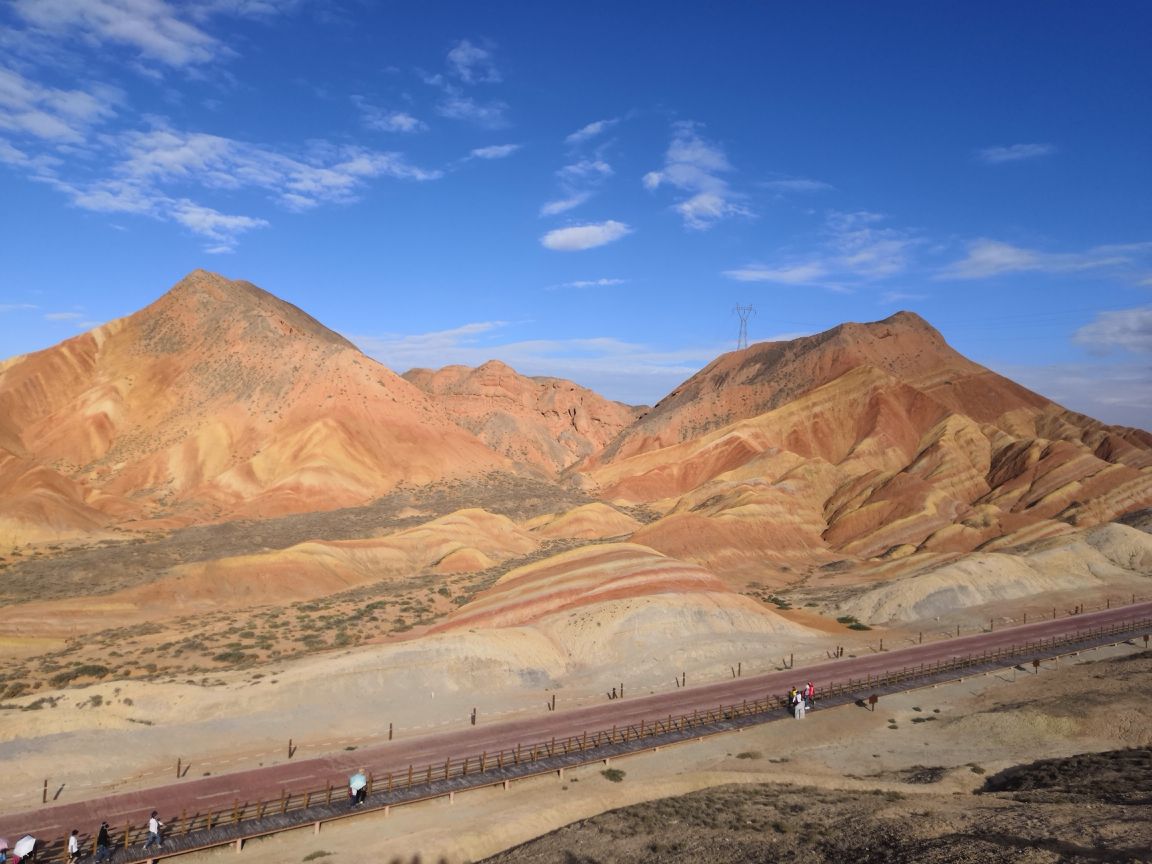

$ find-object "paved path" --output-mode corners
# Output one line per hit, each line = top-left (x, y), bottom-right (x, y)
(2, 601), (1149, 861)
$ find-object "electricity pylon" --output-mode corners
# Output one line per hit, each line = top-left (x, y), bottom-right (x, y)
(734, 304), (755, 350)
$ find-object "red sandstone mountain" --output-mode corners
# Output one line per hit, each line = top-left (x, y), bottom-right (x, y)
(0, 270), (510, 543)
(403, 360), (643, 476)
(581, 313), (1152, 576)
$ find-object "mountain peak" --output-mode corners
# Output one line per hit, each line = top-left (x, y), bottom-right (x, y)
(139, 270), (356, 355)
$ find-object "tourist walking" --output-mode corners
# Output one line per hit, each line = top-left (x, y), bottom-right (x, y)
(793, 689), (806, 719)
(805, 681), (815, 709)
(67, 829), (80, 863)
(142, 811), (164, 851)
(93, 823), (111, 863)
(349, 768), (368, 807)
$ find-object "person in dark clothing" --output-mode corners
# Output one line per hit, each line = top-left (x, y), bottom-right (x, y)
(94, 823), (112, 863)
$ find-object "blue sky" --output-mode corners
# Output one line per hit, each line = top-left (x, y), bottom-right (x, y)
(1, 1), (1150, 428)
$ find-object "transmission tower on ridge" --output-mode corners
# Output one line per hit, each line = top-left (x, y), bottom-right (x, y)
(734, 304), (755, 350)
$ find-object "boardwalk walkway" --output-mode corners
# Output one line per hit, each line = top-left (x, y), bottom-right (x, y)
(6, 607), (1147, 864)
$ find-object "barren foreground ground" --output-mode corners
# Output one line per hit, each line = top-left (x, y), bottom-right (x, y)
(176, 644), (1151, 864)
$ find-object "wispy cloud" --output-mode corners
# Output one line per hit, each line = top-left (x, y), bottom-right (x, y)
(44, 311), (84, 320)
(1073, 306), (1152, 355)
(723, 211), (919, 290)
(826, 210), (918, 280)
(565, 117), (618, 146)
(547, 278), (628, 291)
(435, 93), (509, 128)
(539, 192), (591, 217)
(540, 220), (632, 252)
(0, 303), (39, 312)
(723, 263), (829, 284)
(428, 39), (508, 128)
(0, 66), (120, 144)
(760, 175), (835, 194)
(540, 156), (614, 219)
(446, 39), (501, 84)
(643, 121), (751, 230)
(12, 0), (224, 69)
(353, 96), (428, 134)
(977, 143), (1057, 164)
(33, 123), (441, 250)
(470, 143), (521, 160)
(937, 239), (1152, 280)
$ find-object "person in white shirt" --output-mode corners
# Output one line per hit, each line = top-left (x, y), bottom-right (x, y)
(67, 830), (80, 863)
(143, 811), (164, 851)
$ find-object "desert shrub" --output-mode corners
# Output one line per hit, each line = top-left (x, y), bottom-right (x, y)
(601, 768), (626, 782)
(212, 650), (254, 664)
(3, 682), (29, 699)
(50, 664), (111, 687)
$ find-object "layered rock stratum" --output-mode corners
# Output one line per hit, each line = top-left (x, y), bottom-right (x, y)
(0, 270), (510, 544)
(583, 312), (1152, 580)
(0, 271), (1149, 697)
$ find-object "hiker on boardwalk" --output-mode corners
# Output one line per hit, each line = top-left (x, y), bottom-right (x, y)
(142, 811), (164, 851)
(67, 829), (80, 863)
(805, 681), (815, 709)
(793, 689), (806, 719)
(93, 823), (111, 863)
(349, 768), (368, 807)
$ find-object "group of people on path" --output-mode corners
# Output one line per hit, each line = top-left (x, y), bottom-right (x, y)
(33, 812), (155, 864)
(788, 681), (815, 718)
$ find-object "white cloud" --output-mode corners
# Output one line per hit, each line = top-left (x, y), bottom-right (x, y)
(547, 278), (628, 291)
(0, 302), (39, 312)
(722, 263), (829, 284)
(169, 199), (267, 242)
(558, 159), (612, 182)
(760, 176), (835, 193)
(34, 123), (442, 250)
(0, 66), (120, 144)
(446, 39), (501, 84)
(977, 143), (1056, 164)
(937, 239), (1151, 280)
(540, 220), (632, 252)
(644, 121), (750, 230)
(353, 97), (428, 134)
(436, 93), (509, 128)
(539, 192), (591, 217)
(470, 143), (521, 160)
(1073, 306), (1152, 355)
(565, 118), (618, 146)
(44, 311), (84, 320)
(722, 211), (919, 290)
(540, 160), (613, 218)
(824, 210), (918, 279)
(12, 0), (224, 68)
